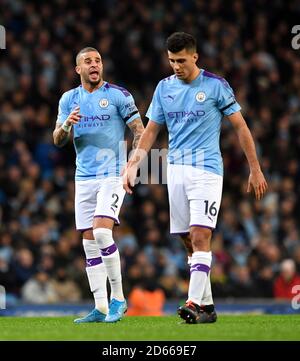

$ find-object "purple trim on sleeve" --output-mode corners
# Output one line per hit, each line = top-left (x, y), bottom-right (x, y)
(101, 243), (117, 256)
(190, 263), (210, 275)
(86, 257), (103, 267)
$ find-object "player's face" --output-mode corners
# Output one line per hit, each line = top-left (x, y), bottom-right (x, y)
(168, 49), (198, 82)
(76, 51), (103, 86)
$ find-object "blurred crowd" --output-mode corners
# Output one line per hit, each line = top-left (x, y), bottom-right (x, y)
(0, 0), (300, 306)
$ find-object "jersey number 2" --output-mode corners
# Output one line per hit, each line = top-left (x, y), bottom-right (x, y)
(110, 193), (119, 214)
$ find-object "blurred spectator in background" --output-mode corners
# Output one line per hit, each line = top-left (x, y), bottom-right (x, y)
(273, 259), (300, 300)
(0, 255), (18, 303)
(51, 267), (81, 302)
(127, 264), (165, 316)
(21, 270), (58, 304)
(12, 248), (36, 292)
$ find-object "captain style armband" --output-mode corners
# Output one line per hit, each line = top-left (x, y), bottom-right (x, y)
(62, 121), (72, 133)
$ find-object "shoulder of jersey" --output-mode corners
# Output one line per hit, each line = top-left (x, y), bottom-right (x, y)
(158, 75), (177, 90)
(104, 82), (131, 97)
(202, 70), (230, 88)
(61, 86), (81, 100)
(161, 74), (177, 84)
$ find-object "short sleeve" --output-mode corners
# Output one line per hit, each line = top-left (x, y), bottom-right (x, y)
(118, 92), (141, 124)
(56, 92), (70, 124)
(216, 79), (241, 116)
(146, 83), (165, 125)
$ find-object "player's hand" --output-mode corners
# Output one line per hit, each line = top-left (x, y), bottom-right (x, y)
(66, 106), (82, 125)
(247, 168), (268, 200)
(123, 162), (138, 194)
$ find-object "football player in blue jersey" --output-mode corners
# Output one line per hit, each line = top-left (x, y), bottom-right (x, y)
(53, 47), (144, 323)
(123, 32), (268, 324)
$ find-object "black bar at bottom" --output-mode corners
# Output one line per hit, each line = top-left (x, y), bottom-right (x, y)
(0, 341), (298, 359)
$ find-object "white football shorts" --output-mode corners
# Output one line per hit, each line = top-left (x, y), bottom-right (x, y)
(75, 177), (125, 231)
(167, 164), (223, 234)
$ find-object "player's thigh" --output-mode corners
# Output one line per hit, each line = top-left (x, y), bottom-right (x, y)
(94, 177), (125, 225)
(187, 169), (223, 229)
(75, 179), (98, 231)
(167, 164), (190, 234)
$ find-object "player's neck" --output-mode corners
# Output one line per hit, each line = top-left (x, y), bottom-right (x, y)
(82, 80), (104, 93)
(184, 67), (201, 83)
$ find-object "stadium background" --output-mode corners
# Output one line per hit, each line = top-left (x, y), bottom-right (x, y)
(0, 0), (299, 312)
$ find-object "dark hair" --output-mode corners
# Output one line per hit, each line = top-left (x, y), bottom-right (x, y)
(76, 47), (99, 65)
(166, 32), (197, 53)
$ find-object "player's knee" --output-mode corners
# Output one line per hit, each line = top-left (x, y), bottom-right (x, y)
(190, 227), (211, 250)
(93, 227), (114, 249)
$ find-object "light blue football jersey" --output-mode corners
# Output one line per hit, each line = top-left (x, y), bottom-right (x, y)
(146, 69), (241, 176)
(57, 82), (140, 180)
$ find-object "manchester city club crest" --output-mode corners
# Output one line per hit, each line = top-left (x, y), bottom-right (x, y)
(99, 98), (109, 108)
(196, 91), (206, 102)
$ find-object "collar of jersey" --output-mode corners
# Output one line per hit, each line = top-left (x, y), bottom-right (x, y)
(80, 81), (107, 94)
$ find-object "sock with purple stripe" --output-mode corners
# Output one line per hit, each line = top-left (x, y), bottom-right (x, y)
(188, 251), (212, 306)
(83, 239), (108, 314)
(93, 228), (124, 301)
(188, 256), (214, 306)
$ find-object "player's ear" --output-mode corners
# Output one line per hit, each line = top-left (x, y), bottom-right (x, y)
(193, 53), (199, 63)
(75, 65), (81, 75)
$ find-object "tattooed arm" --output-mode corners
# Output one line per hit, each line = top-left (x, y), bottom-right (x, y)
(53, 123), (72, 147)
(123, 120), (161, 194)
(127, 118), (145, 150)
(53, 106), (81, 147)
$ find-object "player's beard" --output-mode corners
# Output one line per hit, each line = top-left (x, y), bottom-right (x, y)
(89, 76), (102, 86)
(84, 71), (102, 86)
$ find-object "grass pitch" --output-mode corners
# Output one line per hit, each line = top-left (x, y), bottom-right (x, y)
(0, 315), (300, 341)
